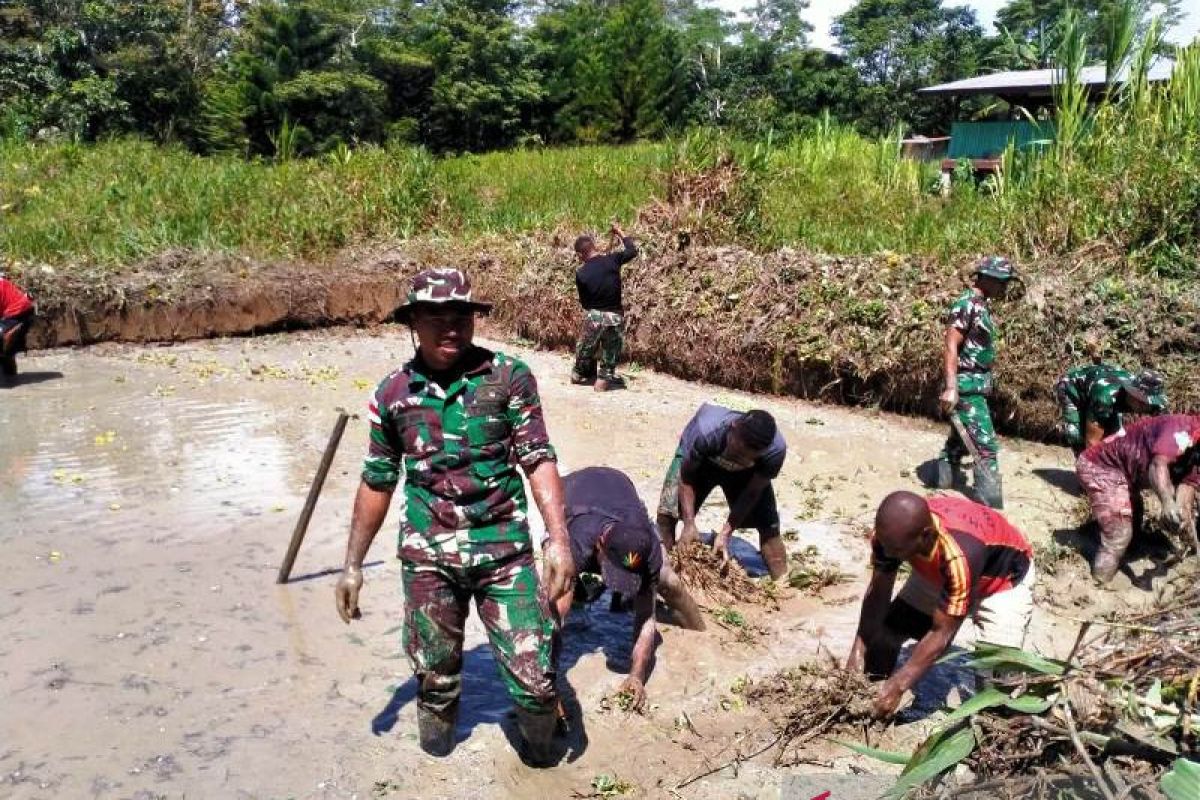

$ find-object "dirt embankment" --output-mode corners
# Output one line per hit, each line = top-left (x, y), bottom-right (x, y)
(14, 231), (1200, 441)
(19, 248), (411, 348)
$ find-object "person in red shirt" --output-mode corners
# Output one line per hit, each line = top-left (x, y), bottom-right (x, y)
(0, 275), (35, 377)
(1076, 414), (1200, 582)
(847, 491), (1035, 718)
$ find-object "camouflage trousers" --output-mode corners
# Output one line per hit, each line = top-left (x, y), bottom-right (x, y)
(572, 310), (624, 382)
(941, 372), (999, 476)
(401, 546), (556, 714)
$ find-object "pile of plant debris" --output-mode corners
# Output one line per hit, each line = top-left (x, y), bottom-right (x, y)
(668, 541), (773, 608)
(844, 570), (1200, 799)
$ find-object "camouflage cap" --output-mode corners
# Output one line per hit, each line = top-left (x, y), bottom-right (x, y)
(973, 255), (1017, 281)
(1123, 369), (1168, 411)
(394, 267), (493, 323)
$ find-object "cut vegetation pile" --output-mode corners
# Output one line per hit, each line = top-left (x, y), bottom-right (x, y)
(436, 226), (1200, 442)
(668, 541), (772, 608)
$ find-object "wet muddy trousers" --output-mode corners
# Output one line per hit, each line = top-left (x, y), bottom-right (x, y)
(401, 549), (556, 717)
(572, 310), (624, 383)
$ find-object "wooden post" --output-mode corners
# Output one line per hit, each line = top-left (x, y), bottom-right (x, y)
(276, 408), (352, 584)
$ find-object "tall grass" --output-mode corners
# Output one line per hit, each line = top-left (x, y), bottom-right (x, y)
(0, 139), (435, 264)
(430, 143), (669, 234)
(1, 29), (1197, 275)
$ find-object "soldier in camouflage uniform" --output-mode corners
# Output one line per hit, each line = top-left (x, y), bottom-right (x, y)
(934, 256), (1018, 509)
(334, 268), (575, 766)
(1055, 364), (1167, 454)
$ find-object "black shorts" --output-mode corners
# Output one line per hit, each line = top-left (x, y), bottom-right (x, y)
(657, 450), (780, 534)
(0, 309), (35, 355)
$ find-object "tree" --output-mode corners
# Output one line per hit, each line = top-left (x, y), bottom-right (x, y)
(833, 0), (983, 134)
(530, 0), (687, 143)
(408, 0), (543, 151)
(993, 0), (1183, 62)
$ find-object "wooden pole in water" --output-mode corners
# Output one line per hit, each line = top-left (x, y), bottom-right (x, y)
(276, 408), (352, 584)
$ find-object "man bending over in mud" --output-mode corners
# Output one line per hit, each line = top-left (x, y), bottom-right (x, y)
(334, 268), (575, 766)
(1055, 363), (1167, 455)
(1076, 414), (1200, 583)
(656, 403), (789, 580)
(553, 466), (705, 712)
(847, 491), (1034, 718)
(570, 221), (638, 392)
(0, 272), (36, 378)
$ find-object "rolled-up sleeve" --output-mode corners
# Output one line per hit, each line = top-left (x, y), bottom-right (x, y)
(362, 387), (402, 490)
(506, 359), (557, 469)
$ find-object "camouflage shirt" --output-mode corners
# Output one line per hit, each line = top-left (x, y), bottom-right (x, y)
(944, 289), (996, 373)
(363, 346), (557, 556)
(1060, 364), (1134, 426)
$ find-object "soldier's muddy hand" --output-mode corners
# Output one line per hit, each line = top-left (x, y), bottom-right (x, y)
(543, 538), (576, 601)
(939, 387), (958, 416)
(617, 675), (647, 712)
(335, 565), (364, 623)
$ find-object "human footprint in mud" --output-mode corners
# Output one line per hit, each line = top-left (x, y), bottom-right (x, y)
(655, 403), (789, 580)
(334, 268), (575, 766)
(1076, 414), (1200, 583)
(847, 491), (1035, 718)
(553, 467), (705, 712)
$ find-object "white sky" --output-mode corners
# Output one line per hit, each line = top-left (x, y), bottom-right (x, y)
(712, 0), (1200, 52)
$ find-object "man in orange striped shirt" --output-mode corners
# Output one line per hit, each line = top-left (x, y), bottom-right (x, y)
(847, 491), (1035, 718)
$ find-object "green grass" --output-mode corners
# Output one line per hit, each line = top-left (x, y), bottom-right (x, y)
(430, 142), (669, 234)
(1, 41), (1197, 273)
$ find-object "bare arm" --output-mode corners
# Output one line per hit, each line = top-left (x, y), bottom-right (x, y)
(677, 461), (701, 545)
(527, 460), (575, 599)
(873, 608), (964, 717)
(617, 584), (658, 712)
(335, 481), (394, 623)
(847, 569), (898, 672)
(1178, 483), (1198, 552)
(940, 327), (964, 414)
(1149, 454), (1181, 524)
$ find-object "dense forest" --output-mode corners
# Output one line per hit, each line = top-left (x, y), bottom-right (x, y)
(0, 0), (1188, 157)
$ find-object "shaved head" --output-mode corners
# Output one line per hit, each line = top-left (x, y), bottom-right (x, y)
(875, 491), (934, 558)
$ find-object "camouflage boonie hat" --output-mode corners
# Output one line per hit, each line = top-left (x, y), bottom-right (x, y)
(973, 256), (1016, 281)
(394, 267), (493, 323)
(1123, 369), (1168, 411)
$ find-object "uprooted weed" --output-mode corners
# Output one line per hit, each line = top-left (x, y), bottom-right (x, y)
(669, 541), (775, 608)
(786, 545), (851, 595)
(743, 657), (879, 766)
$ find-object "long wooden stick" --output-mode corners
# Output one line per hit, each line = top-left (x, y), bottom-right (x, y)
(276, 408), (351, 584)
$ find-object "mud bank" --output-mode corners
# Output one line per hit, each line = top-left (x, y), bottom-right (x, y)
(20, 249), (410, 349)
(14, 235), (1200, 442)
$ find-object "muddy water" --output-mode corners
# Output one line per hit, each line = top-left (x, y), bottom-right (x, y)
(0, 326), (1153, 800)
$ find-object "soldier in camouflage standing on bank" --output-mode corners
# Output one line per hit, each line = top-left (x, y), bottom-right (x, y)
(571, 221), (638, 392)
(933, 256), (1018, 509)
(334, 268), (575, 766)
(1055, 363), (1167, 455)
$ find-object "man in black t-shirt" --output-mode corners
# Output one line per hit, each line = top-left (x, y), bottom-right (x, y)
(571, 222), (638, 392)
(550, 466), (704, 711)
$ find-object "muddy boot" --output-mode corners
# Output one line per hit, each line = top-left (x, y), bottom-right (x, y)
(417, 702), (457, 757)
(974, 467), (1003, 509)
(514, 706), (560, 767)
(760, 537), (789, 582)
(593, 378), (609, 392)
